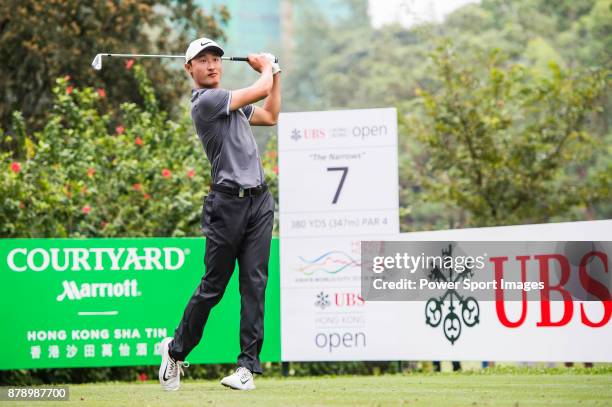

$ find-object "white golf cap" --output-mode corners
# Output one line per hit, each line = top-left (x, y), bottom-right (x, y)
(185, 37), (224, 63)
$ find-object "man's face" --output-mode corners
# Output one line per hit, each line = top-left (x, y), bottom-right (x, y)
(185, 51), (223, 88)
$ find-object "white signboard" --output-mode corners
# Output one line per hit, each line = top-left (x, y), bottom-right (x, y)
(281, 218), (612, 361)
(278, 108), (610, 363)
(278, 108), (399, 361)
(391, 221), (612, 362)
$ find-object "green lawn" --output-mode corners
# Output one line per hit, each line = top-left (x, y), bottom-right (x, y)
(27, 369), (612, 407)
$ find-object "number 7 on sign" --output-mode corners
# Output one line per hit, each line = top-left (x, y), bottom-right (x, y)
(327, 166), (349, 204)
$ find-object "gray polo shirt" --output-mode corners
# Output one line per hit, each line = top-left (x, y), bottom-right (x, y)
(191, 88), (265, 188)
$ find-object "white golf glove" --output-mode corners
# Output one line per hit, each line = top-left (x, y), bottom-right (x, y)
(263, 52), (281, 75)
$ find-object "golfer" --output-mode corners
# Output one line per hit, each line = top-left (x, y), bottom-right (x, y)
(159, 37), (281, 391)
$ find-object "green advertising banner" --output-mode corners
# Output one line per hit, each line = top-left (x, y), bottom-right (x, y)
(0, 238), (280, 370)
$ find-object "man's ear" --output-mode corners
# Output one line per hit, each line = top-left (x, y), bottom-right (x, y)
(184, 62), (192, 77)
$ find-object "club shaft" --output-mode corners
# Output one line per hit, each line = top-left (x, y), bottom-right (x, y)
(102, 53), (183, 59)
(99, 54), (275, 62)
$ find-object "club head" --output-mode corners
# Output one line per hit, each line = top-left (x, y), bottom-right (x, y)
(91, 54), (102, 70)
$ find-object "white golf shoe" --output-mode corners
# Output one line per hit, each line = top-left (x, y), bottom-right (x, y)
(158, 337), (188, 391)
(220, 367), (256, 390)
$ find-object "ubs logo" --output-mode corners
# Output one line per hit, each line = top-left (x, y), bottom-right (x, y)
(291, 128), (301, 141)
(315, 292), (365, 309)
(315, 291), (330, 309)
(335, 292), (365, 307)
(425, 245), (480, 345)
(290, 128), (326, 141)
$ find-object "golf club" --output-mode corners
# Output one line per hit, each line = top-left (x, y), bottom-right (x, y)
(91, 53), (277, 70)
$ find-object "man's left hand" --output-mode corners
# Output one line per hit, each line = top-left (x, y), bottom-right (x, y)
(263, 53), (281, 75)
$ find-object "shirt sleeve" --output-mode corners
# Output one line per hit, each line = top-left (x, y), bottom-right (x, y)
(194, 89), (231, 122)
(241, 104), (255, 121)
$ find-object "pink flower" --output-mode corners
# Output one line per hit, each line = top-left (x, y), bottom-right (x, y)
(162, 169), (171, 178)
(10, 162), (21, 173)
(97, 88), (106, 98)
(82, 205), (91, 214)
(138, 372), (148, 381)
(66, 86), (74, 94)
(273, 166), (278, 175)
(64, 75), (71, 81)
(115, 125), (125, 135)
(126, 59), (135, 70)
(132, 183), (142, 191)
(143, 193), (151, 200)
(187, 169), (195, 178)
(135, 136), (143, 146)
(87, 168), (96, 177)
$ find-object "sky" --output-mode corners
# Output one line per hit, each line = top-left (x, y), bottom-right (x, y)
(368, 0), (481, 28)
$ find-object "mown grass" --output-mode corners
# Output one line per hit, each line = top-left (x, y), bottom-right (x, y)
(27, 366), (612, 407)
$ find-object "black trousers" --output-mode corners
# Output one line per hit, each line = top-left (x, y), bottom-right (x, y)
(168, 187), (274, 374)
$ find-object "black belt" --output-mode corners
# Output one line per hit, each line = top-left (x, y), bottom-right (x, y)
(210, 183), (268, 198)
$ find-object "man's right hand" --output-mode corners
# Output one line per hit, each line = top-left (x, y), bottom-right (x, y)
(229, 54), (275, 112)
(247, 53), (272, 73)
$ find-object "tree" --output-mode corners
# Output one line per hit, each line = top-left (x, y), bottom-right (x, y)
(0, 0), (229, 140)
(285, 0), (611, 229)
(1, 66), (212, 238)
(406, 43), (610, 228)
